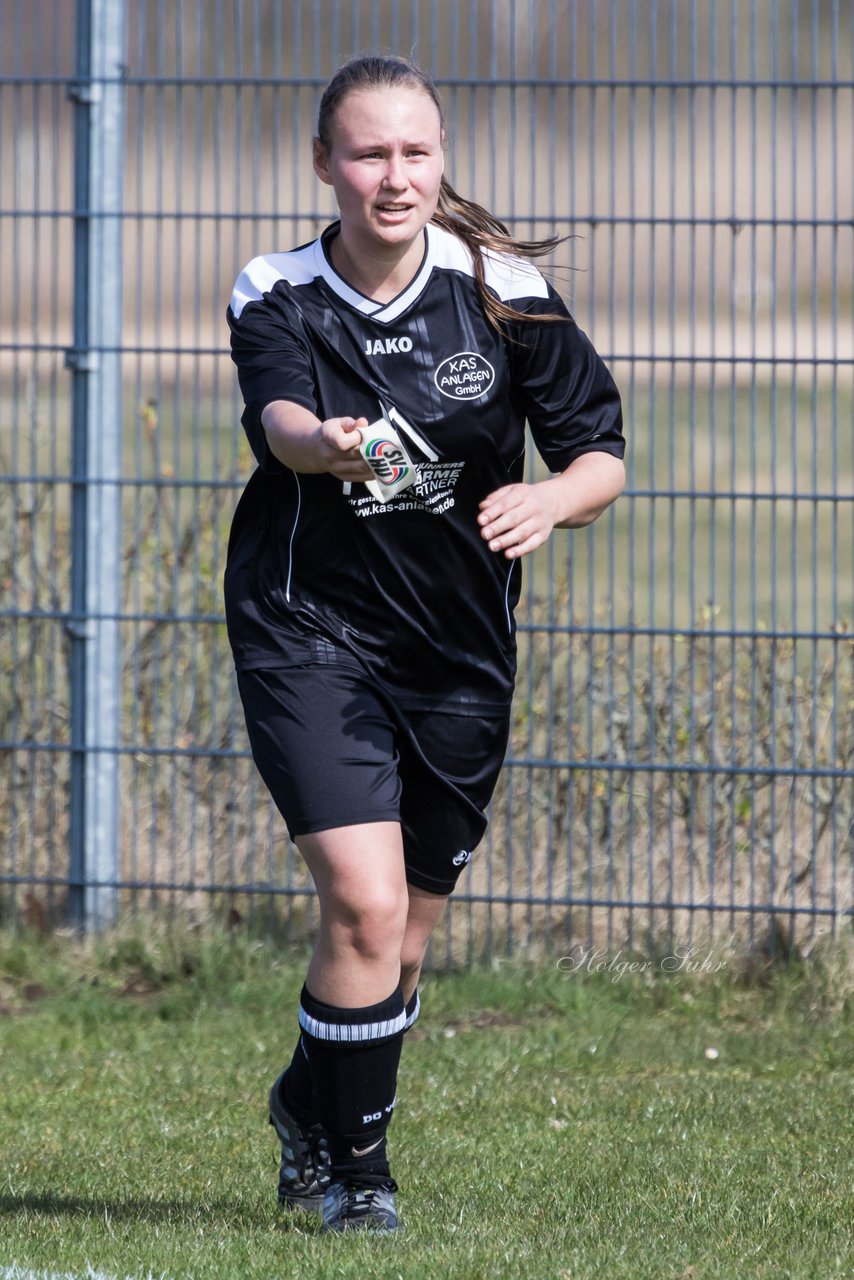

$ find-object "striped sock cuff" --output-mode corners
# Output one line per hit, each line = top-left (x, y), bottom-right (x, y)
(299, 983), (406, 1044)
(403, 988), (420, 1032)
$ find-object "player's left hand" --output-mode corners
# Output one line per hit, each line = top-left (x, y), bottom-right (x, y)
(478, 482), (560, 560)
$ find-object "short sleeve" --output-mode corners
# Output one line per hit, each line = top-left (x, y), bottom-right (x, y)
(503, 284), (624, 473)
(227, 264), (318, 473)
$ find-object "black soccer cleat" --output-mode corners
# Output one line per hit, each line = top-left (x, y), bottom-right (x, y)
(321, 1179), (400, 1233)
(268, 1074), (331, 1211)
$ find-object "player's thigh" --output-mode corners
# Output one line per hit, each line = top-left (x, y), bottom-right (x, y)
(296, 821), (409, 933)
(400, 708), (511, 895)
(236, 662), (403, 836)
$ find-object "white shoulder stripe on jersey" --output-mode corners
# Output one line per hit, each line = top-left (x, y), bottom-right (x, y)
(425, 222), (474, 274)
(230, 242), (321, 319)
(230, 223), (549, 323)
(427, 222), (550, 302)
(482, 247), (550, 302)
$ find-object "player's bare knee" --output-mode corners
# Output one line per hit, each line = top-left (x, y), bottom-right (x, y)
(324, 886), (408, 962)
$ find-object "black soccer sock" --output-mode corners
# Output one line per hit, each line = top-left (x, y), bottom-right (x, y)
(279, 1032), (317, 1127)
(282, 989), (418, 1130)
(299, 982), (405, 1187)
(403, 987), (420, 1032)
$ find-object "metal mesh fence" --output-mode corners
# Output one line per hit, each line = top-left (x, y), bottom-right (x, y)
(1, 0), (852, 959)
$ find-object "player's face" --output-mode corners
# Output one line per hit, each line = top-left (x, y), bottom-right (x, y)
(313, 87), (444, 252)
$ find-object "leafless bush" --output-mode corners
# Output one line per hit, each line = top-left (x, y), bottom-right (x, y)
(2, 445), (852, 958)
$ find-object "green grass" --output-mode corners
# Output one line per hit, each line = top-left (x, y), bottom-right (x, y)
(0, 927), (852, 1279)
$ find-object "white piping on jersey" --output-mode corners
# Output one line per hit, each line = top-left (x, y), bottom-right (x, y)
(285, 472), (301, 603)
(501, 440), (526, 633)
(385, 405), (439, 462)
(229, 223), (550, 324)
(503, 559), (518, 634)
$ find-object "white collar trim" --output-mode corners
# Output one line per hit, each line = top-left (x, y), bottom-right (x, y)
(316, 225), (437, 324)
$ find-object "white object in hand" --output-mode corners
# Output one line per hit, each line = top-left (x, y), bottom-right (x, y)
(357, 417), (418, 503)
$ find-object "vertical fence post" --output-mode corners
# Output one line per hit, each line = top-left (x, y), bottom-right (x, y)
(67, 0), (126, 930)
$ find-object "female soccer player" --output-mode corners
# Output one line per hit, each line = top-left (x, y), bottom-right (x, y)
(226, 53), (625, 1233)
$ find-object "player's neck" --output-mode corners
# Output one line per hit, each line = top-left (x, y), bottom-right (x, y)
(330, 228), (426, 304)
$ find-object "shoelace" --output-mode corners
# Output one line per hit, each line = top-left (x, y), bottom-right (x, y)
(344, 1178), (398, 1209)
(310, 1127), (330, 1175)
(273, 1112), (329, 1188)
(299, 1127), (330, 1186)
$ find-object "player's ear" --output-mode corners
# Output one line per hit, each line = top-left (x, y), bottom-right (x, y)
(312, 136), (334, 186)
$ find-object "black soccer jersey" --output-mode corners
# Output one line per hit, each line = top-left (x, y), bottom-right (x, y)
(225, 221), (624, 712)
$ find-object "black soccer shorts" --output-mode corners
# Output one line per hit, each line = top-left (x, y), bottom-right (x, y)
(236, 656), (510, 895)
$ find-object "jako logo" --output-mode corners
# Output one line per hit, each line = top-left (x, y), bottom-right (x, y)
(452, 849), (472, 866)
(364, 335), (413, 355)
(434, 351), (495, 400)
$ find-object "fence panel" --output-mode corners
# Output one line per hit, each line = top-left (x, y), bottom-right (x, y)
(1, 0), (851, 958)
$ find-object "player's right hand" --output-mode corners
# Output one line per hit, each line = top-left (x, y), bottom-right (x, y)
(316, 416), (374, 481)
